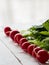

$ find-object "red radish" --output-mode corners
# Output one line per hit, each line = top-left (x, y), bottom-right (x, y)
(21, 42), (30, 52)
(48, 53), (49, 59)
(5, 31), (11, 36)
(32, 47), (42, 58)
(19, 38), (28, 46)
(14, 33), (23, 44)
(4, 26), (11, 33)
(9, 30), (19, 40)
(27, 44), (37, 55)
(36, 50), (49, 63)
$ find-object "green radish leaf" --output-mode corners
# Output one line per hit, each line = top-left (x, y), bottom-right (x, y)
(39, 31), (49, 36)
(28, 39), (42, 46)
(21, 30), (33, 37)
(29, 25), (47, 32)
(43, 19), (49, 31)
(41, 37), (49, 51)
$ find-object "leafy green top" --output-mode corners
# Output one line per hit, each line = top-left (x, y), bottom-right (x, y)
(21, 19), (49, 51)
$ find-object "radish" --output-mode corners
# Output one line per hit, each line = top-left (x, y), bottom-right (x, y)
(36, 50), (49, 63)
(21, 42), (30, 52)
(32, 47), (42, 57)
(27, 44), (37, 55)
(9, 30), (19, 40)
(19, 38), (28, 46)
(14, 33), (23, 44)
(4, 26), (11, 33)
(48, 53), (49, 59)
(5, 31), (11, 36)
(4, 27), (12, 36)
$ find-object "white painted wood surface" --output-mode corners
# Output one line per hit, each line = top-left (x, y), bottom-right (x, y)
(0, 38), (21, 65)
(0, 27), (49, 65)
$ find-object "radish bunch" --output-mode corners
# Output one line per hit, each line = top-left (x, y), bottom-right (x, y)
(4, 26), (49, 63)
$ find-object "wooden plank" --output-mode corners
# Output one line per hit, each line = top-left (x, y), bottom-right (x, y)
(0, 40), (22, 65)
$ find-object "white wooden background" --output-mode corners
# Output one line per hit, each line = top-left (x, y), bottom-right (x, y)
(0, 0), (49, 65)
(0, 0), (49, 27)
